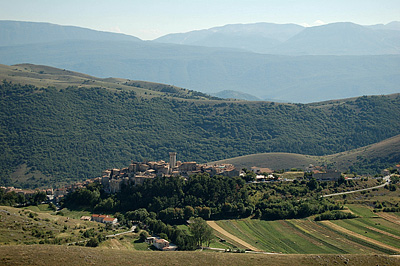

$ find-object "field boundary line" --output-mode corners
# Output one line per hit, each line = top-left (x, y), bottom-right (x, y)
(376, 212), (400, 226)
(321, 221), (400, 254)
(366, 226), (400, 241)
(207, 221), (262, 252)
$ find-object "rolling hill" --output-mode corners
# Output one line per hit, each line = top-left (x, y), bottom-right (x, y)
(210, 134), (400, 173)
(1, 21), (400, 103)
(1, 64), (400, 188)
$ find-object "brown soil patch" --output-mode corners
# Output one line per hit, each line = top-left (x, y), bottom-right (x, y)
(321, 221), (400, 254)
(207, 221), (261, 251)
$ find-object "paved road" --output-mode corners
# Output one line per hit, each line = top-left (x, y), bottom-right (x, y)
(321, 176), (390, 198)
(106, 226), (136, 238)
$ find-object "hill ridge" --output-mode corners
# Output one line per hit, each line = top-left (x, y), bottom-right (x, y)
(210, 134), (400, 173)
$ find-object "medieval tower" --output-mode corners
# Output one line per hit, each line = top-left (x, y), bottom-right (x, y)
(169, 152), (177, 172)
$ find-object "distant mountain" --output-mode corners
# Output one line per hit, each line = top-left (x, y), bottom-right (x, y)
(155, 21), (400, 55)
(368, 21), (400, 31)
(211, 90), (262, 101)
(1, 21), (400, 103)
(276, 22), (400, 55)
(155, 23), (304, 54)
(0, 20), (141, 46)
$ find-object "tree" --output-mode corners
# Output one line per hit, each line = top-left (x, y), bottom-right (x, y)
(188, 217), (214, 247)
(31, 191), (47, 205)
(183, 206), (195, 220)
(139, 231), (149, 242)
(307, 177), (319, 191)
(86, 237), (99, 247)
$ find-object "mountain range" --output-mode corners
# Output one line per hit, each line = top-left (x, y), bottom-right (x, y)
(0, 20), (399, 103)
(156, 21), (400, 55)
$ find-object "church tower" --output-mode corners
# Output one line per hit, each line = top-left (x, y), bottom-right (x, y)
(169, 152), (177, 172)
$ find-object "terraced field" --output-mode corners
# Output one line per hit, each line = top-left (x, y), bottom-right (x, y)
(346, 204), (379, 218)
(213, 207), (400, 255)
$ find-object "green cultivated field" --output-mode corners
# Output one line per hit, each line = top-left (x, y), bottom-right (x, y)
(214, 209), (400, 255)
(330, 218), (400, 250)
(346, 204), (379, 218)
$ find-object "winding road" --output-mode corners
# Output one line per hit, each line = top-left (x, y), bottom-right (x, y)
(321, 176), (391, 198)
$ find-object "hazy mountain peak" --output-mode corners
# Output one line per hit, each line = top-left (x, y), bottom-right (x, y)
(0, 20), (141, 47)
(155, 22), (304, 53)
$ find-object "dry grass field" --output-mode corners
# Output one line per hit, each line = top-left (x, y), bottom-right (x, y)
(209, 134), (400, 172)
(0, 245), (399, 266)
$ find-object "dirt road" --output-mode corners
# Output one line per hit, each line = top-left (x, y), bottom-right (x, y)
(207, 221), (261, 251)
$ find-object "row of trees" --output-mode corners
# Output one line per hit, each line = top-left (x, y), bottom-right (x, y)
(0, 189), (47, 206)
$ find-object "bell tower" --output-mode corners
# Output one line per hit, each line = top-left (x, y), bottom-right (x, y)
(169, 152), (177, 172)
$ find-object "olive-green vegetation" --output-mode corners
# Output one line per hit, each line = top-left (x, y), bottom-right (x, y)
(0, 205), (107, 246)
(0, 189), (47, 206)
(1, 65), (400, 188)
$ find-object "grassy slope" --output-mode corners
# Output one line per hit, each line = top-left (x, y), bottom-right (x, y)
(210, 153), (322, 171)
(0, 63), (219, 101)
(0, 205), (103, 245)
(1, 205), (400, 264)
(210, 134), (400, 172)
(0, 245), (399, 266)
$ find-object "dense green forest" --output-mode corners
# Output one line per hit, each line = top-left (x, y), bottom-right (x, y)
(1, 80), (400, 187)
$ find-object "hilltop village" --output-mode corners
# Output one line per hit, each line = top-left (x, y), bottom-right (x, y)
(101, 152), (239, 193)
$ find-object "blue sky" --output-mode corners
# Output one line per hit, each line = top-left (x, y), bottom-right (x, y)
(0, 0), (399, 39)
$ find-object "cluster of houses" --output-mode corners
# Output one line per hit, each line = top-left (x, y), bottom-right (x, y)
(101, 152), (239, 193)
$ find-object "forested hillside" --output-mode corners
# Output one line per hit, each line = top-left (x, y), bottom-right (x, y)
(1, 75), (400, 188)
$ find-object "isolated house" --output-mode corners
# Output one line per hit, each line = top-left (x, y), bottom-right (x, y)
(146, 236), (177, 251)
(91, 214), (118, 224)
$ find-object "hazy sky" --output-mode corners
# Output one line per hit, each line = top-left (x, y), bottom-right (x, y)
(1, 0), (399, 40)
